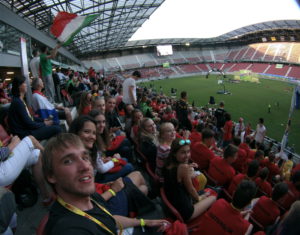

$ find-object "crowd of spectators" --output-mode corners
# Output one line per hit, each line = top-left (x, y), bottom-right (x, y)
(0, 62), (300, 235)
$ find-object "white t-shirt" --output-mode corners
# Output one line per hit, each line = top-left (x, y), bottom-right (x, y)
(122, 77), (136, 104)
(29, 56), (40, 79)
(255, 124), (266, 144)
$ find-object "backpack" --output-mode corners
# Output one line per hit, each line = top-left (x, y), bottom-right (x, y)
(11, 169), (38, 209)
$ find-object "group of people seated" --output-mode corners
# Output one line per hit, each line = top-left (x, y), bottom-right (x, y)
(0, 69), (299, 235)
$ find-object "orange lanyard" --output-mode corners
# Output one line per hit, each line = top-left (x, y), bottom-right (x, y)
(57, 196), (122, 235)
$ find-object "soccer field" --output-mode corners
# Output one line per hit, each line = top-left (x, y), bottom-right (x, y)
(139, 75), (300, 153)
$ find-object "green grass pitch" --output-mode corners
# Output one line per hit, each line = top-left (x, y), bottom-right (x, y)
(139, 75), (300, 153)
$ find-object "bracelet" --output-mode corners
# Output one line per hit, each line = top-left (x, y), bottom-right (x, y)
(108, 189), (116, 196)
(140, 218), (146, 227)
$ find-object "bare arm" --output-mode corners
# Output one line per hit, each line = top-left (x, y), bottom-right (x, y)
(113, 215), (170, 231)
(47, 44), (61, 59)
(129, 85), (136, 105)
(178, 164), (199, 201)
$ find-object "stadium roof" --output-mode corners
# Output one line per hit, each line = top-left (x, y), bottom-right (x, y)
(126, 20), (300, 47)
(0, 0), (165, 57)
(1, 0), (300, 59)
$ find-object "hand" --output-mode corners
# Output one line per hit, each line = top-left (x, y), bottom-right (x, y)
(144, 219), (171, 232)
(8, 135), (21, 152)
(189, 162), (198, 168)
(28, 135), (44, 151)
(44, 119), (53, 126)
(110, 178), (124, 193)
(113, 153), (121, 159)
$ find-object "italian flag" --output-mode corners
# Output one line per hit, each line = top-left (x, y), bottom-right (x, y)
(50, 12), (99, 46)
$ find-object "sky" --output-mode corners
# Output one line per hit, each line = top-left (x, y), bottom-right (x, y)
(130, 0), (300, 41)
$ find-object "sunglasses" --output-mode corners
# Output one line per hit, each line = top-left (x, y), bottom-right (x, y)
(179, 139), (191, 145)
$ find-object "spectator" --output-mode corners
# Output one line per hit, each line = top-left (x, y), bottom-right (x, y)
(69, 116), (135, 185)
(198, 180), (256, 235)
(122, 70), (140, 106)
(155, 122), (176, 181)
(277, 170), (300, 210)
(222, 112), (233, 148)
(89, 110), (134, 164)
(234, 117), (245, 141)
(78, 91), (92, 115)
(42, 133), (170, 234)
(175, 91), (192, 131)
(39, 44), (61, 103)
(214, 101), (226, 142)
(255, 167), (272, 197)
(191, 128), (217, 170)
(163, 138), (216, 222)
(281, 153), (294, 181)
(207, 144), (237, 186)
(137, 118), (158, 171)
(31, 78), (72, 126)
(228, 160), (259, 196)
(271, 201), (300, 235)
(0, 135), (52, 204)
(129, 109), (143, 141)
(105, 96), (123, 133)
(29, 49), (40, 79)
(254, 118), (266, 145)
(252, 182), (288, 228)
(91, 96), (106, 114)
(8, 77), (61, 140)
(0, 80), (10, 104)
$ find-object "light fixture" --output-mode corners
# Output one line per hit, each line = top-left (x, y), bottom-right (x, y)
(185, 42), (190, 46)
(6, 72), (14, 75)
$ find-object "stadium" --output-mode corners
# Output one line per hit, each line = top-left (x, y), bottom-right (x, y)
(0, 0), (300, 234)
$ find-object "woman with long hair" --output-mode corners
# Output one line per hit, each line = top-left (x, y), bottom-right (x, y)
(137, 118), (158, 171)
(69, 115), (147, 194)
(89, 109), (134, 163)
(8, 76), (61, 140)
(163, 138), (216, 222)
(155, 122), (176, 181)
(77, 91), (92, 115)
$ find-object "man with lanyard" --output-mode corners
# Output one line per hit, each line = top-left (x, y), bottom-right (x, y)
(43, 133), (170, 235)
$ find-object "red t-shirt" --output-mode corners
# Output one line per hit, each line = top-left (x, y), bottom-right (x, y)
(223, 120), (233, 141)
(208, 157), (236, 186)
(292, 164), (300, 176)
(232, 148), (248, 173)
(191, 142), (215, 170)
(227, 173), (246, 196)
(255, 178), (272, 197)
(277, 181), (300, 210)
(198, 199), (250, 235)
(81, 105), (92, 115)
(190, 131), (202, 146)
(252, 196), (280, 227)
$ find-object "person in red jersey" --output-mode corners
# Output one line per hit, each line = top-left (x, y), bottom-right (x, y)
(222, 113), (233, 148)
(191, 128), (217, 170)
(228, 160), (259, 196)
(198, 180), (256, 235)
(255, 167), (272, 197)
(207, 144), (237, 186)
(277, 170), (300, 210)
(252, 182), (288, 227)
(232, 137), (248, 173)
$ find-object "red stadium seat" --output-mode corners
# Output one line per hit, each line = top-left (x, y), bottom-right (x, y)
(36, 213), (49, 235)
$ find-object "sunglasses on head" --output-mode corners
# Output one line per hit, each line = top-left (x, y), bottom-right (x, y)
(179, 139), (191, 145)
